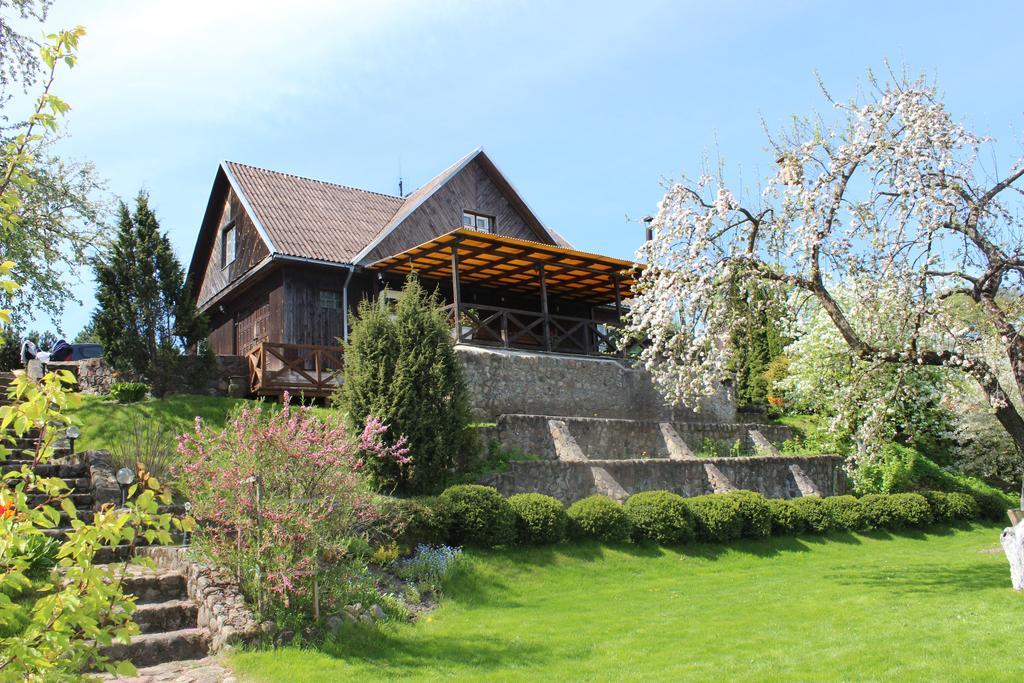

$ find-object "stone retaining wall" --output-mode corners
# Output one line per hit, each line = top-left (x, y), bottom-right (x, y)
(456, 345), (736, 422)
(479, 455), (846, 504)
(481, 414), (793, 460)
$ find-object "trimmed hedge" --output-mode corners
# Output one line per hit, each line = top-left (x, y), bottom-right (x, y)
(437, 485), (516, 547)
(508, 493), (567, 545)
(822, 495), (867, 531)
(687, 494), (744, 542)
(623, 491), (694, 544)
(567, 496), (632, 543)
(726, 490), (772, 538)
(396, 485), (993, 550)
(860, 492), (933, 529)
(788, 496), (831, 533)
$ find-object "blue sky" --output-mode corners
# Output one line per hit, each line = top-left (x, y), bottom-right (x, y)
(32, 0), (1024, 336)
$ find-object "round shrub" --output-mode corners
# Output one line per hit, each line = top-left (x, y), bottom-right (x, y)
(860, 492), (933, 529)
(508, 493), (567, 545)
(945, 491), (980, 520)
(438, 485), (516, 547)
(724, 490), (772, 538)
(623, 491), (694, 545)
(920, 491), (954, 523)
(969, 489), (1011, 522)
(822, 495), (867, 531)
(686, 495), (743, 543)
(566, 495), (632, 543)
(788, 496), (831, 533)
(767, 498), (800, 535)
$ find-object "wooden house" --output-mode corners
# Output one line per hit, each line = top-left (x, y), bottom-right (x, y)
(186, 148), (640, 397)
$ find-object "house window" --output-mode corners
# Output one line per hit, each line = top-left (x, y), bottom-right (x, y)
(221, 224), (236, 267)
(462, 211), (493, 233)
(320, 290), (340, 309)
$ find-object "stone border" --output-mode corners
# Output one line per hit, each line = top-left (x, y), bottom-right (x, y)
(80, 449), (120, 509)
(138, 546), (270, 652)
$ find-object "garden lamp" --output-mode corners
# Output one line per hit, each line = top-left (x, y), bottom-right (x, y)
(65, 425), (80, 453)
(641, 215), (654, 243)
(183, 501), (192, 546)
(116, 467), (136, 507)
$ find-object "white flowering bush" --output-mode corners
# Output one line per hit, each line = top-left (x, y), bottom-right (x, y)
(627, 67), (1024, 475)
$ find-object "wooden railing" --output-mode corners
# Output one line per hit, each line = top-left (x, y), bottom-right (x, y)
(446, 303), (631, 357)
(246, 342), (344, 397)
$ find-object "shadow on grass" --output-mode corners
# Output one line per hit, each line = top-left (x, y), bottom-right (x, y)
(292, 622), (560, 673)
(832, 560), (1008, 595)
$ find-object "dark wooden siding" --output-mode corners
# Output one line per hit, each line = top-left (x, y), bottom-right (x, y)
(197, 187), (270, 307)
(281, 266), (356, 346)
(363, 157), (553, 263)
(203, 271), (283, 355)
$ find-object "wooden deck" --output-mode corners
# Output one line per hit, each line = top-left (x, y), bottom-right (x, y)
(246, 342), (344, 398)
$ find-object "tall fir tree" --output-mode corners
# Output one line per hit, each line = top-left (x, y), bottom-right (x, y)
(339, 275), (477, 494)
(92, 192), (208, 395)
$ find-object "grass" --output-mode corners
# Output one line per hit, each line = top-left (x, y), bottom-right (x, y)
(230, 523), (1022, 681)
(64, 394), (250, 451)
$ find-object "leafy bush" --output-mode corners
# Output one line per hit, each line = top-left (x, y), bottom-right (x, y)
(686, 494), (744, 542)
(788, 496), (831, 533)
(566, 496), (632, 543)
(395, 544), (463, 592)
(340, 276), (478, 495)
(766, 498), (800, 535)
(822, 495), (866, 531)
(623, 491), (694, 544)
(438, 485), (516, 547)
(945, 491), (980, 520)
(860, 492), (933, 529)
(108, 381), (148, 404)
(920, 491), (955, 523)
(508, 493), (567, 545)
(723, 490), (772, 537)
(375, 496), (450, 549)
(176, 396), (410, 621)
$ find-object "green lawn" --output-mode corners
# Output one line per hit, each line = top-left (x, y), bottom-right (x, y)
(65, 394), (250, 451)
(230, 523), (1023, 682)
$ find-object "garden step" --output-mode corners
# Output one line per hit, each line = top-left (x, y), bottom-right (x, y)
(27, 492), (93, 508)
(102, 628), (210, 668)
(94, 545), (134, 564)
(118, 567), (188, 604)
(131, 599), (199, 634)
(4, 475), (91, 490)
(1, 460), (88, 478)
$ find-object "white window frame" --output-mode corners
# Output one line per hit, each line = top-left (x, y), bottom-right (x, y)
(221, 223), (236, 268)
(462, 210), (493, 233)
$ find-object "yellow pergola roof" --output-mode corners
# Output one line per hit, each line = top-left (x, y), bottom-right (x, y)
(367, 228), (641, 305)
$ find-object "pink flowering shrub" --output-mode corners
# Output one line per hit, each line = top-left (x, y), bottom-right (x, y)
(175, 394), (409, 619)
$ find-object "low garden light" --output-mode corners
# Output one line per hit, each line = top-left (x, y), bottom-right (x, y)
(115, 466), (136, 507)
(65, 425), (80, 453)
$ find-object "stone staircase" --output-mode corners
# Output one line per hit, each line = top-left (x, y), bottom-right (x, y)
(0, 372), (211, 673)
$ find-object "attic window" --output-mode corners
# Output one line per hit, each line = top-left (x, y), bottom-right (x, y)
(221, 224), (236, 268)
(462, 211), (493, 233)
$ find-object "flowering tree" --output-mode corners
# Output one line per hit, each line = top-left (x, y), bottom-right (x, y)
(627, 68), (1024, 464)
(176, 396), (409, 619)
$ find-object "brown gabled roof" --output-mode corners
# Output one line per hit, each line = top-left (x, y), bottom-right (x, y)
(223, 161), (406, 264)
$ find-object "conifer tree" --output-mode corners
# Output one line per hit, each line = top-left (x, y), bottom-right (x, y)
(340, 275), (477, 494)
(92, 191), (208, 395)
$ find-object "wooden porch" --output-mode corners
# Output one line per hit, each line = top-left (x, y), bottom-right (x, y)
(246, 341), (343, 398)
(370, 228), (641, 358)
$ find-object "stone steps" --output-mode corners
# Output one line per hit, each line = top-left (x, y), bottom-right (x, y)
(26, 492), (94, 508)
(132, 600), (199, 634)
(1, 460), (88, 478)
(102, 628), (210, 669)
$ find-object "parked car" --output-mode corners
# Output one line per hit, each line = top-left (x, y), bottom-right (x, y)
(70, 343), (103, 361)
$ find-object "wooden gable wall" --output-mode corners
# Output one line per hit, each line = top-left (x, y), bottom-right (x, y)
(196, 186), (270, 308)
(362, 156), (552, 263)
